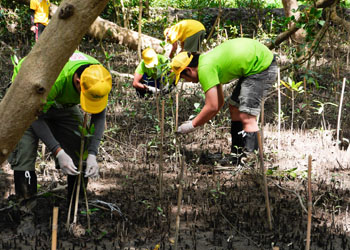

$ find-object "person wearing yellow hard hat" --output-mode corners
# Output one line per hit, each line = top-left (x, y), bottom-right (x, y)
(133, 48), (174, 98)
(30, 0), (50, 41)
(9, 51), (112, 204)
(164, 19), (206, 58)
(171, 38), (278, 165)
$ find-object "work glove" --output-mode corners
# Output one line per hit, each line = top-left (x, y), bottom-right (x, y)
(56, 149), (80, 175)
(177, 120), (196, 134)
(147, 86), (160, 94)
(85, 154), (99, 178)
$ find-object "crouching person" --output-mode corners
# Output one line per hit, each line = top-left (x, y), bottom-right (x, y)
(133, 48), (174, 98)
(9, 51), (112, 203)
(171, 38), (278, 165)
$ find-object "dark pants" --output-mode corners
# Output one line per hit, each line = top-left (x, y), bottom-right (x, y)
(34, 23), (45, 41)
(8, 106), (84, 171)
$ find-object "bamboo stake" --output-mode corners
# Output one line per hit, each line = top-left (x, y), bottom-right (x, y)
(174, 92), (184, 250)
(159, 100), (165, 198)
(73, 113), (88, 225)
(257, 131), (272, 230)
(336, 78), (346, 149)
(277, 68), (281, 155)
(137, 0), (142, 60)
(306, 155), (312, 250)
(51, 206), (59, 250)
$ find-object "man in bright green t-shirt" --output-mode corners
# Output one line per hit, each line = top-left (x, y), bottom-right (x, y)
(9, 51), (112, 202)
(171, 38), (278, 163)
(164, 19), (206, 58)
(133, 48), (174, 98)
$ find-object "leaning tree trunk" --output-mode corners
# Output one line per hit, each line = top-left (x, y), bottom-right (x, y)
(51, 4), (165, 53)
(0, 0), (109, 164)
(266, 0), (337, 49)
(281, 0), (306, 43)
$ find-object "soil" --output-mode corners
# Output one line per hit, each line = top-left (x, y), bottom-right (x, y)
(2, 13), (350, 249)
(1, 103), (350, 250)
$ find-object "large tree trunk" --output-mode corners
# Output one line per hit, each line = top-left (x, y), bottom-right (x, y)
(0, 0), (109, 164)
(281, 0), (306, 43)
(50, 4), (165, 53)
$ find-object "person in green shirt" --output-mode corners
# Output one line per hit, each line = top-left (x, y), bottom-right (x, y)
(171, 38), (278, 164)
(164, 19), (206, 58)
(133, 48), (174, 98)
(9, 51), (112, 202)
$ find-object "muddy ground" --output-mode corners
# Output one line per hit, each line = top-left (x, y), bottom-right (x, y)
(1, 83), (350, 250)
(1, 24), (350, 248)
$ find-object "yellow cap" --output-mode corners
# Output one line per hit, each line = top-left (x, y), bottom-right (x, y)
(80, 65), (112, 114)
(142, 48), (158, 68)
(170, 52), (193, 85)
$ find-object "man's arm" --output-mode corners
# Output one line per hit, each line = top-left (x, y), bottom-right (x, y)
(192, 84), (224, 127)
(88, 108), (106, 156)
(31, 115), (61, 155)
(133, 73), (148, 90)
(30, 9), (37, 33)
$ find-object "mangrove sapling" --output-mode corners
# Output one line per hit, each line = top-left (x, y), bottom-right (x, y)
(66, 113), (95, 234)
(281, 77), (304, 131)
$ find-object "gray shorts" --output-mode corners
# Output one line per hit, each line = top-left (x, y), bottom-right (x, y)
(183, 30), (206, 52)
(228, 58), (278, 116)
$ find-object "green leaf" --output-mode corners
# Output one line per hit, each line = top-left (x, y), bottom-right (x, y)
(318, 20), (325, 26)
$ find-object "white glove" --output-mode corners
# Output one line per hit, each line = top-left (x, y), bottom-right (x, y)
(177, 121), (196, 134)
(147, 86), (160, 94)
(56, 149), (80, 175)
(85, 154), (99, 178)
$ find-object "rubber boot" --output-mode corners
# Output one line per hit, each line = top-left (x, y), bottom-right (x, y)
(230, 121), (244, 165)
(67, 174), (88, 208)
(14, 170), (37, 200)
(243, 131), (258, 153)
(240, 131), (259, 166)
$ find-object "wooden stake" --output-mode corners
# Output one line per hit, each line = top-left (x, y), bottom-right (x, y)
(51, 206), (59, 250)
(257, 131), (272, 230)
(306, 155), (312, 250)
(159, 100), (165, 198)
(174, 92), (184, 250)
(336, 78), (346, 149)
(137, 0), (142, 60)
(277, 68), (281, 155)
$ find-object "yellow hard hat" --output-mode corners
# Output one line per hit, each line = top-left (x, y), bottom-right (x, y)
(170, 52), (193, 85)
(142, 48), (158, 68)
(80, 65), (112, 114)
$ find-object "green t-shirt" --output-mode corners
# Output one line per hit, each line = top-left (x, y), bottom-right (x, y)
(12, 51), (101, 112)
(198, 38), (274, 92)
(135, 54), (169, 79)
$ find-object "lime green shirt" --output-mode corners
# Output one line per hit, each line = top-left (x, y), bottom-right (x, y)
(12, 51), (101, 112)
(198, 38), (274, 92)
(135, 54), (169, 79)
